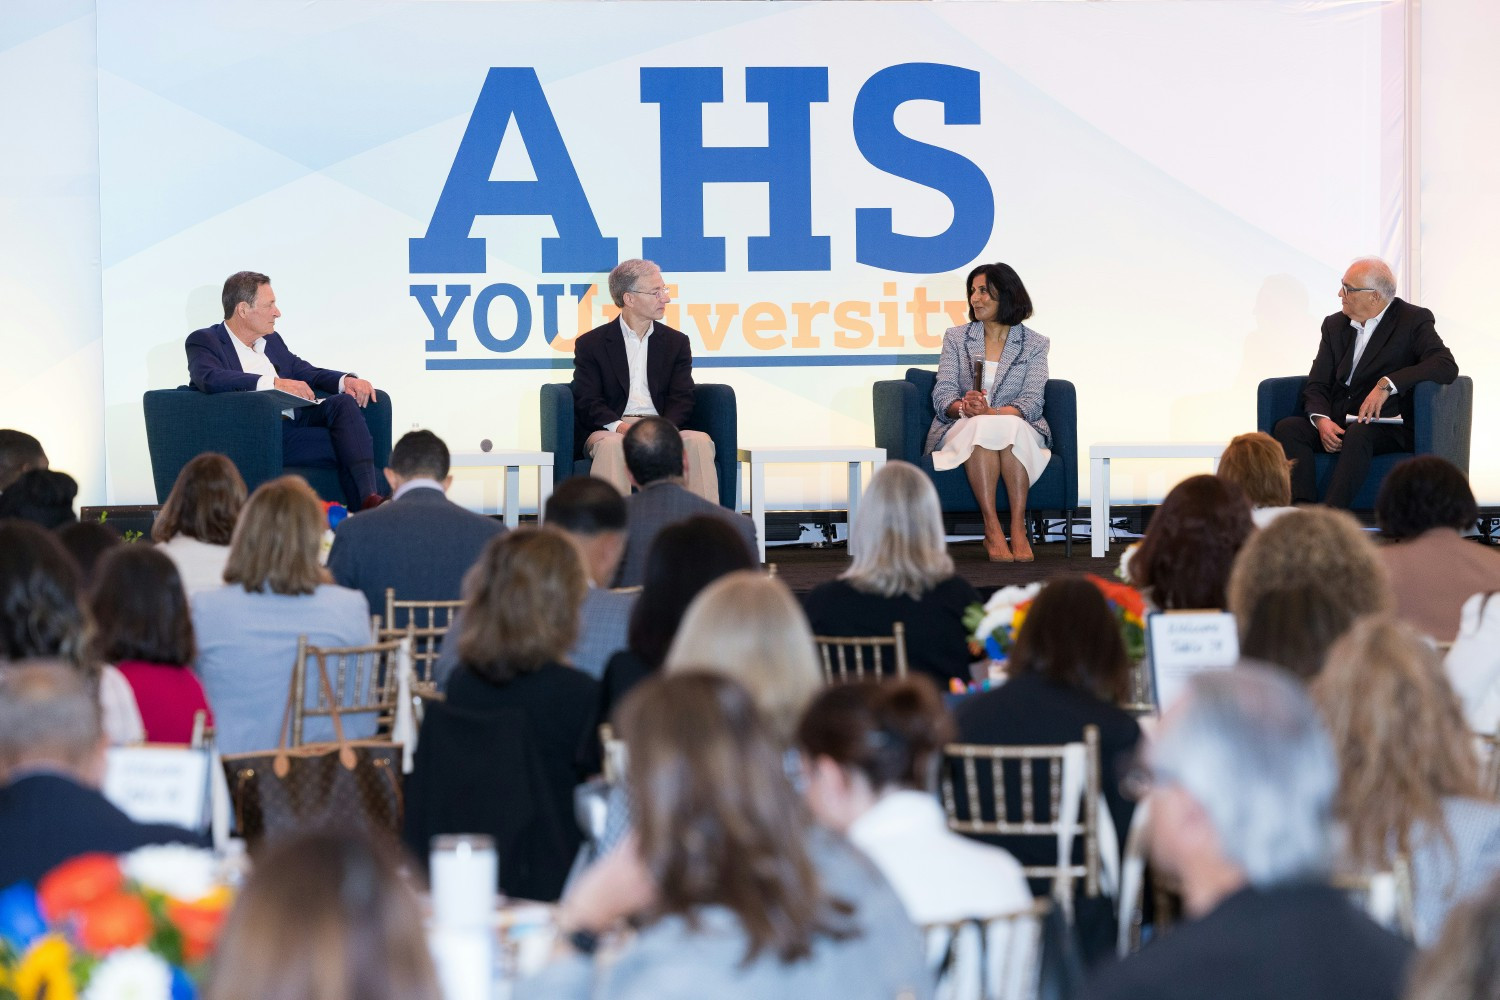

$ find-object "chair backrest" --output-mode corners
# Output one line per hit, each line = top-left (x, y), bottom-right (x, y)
(1120, 660), (1155, 717)
(814, 622), (909, 684)
(921, 900), (1049, 1000)
(940, 725), (1102, 912)
(1477, 732), (1500, 799)
(290, 635), (406, 746)
(1334, 858), (1416, 940)
(380, 589), (464, 693)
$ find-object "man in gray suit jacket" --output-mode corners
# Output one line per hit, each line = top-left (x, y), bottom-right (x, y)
(328, 429), (504, 619)
(543, 476), (636, 678)
(614, 417), (757, 587)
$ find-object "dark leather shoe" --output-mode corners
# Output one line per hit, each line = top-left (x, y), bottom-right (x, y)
(361, 493), (388, 511)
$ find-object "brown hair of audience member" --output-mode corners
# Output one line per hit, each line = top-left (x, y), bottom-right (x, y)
(1227, 507), (1391, 655)
(1217, 431), (1292, 509)
(666, 571), (822, 747)
(1406, 873), (1500, 1000)
(0, 521), (88, 671)
(152, 453), (247, 546)
(1237, 585), (1352, 682)
(628, 516), (755, 671)
(1128, 474), (1253, 609)
(205, 830), (441, 1000)
(618, 672), (850, 964)
(56, 521), (121, 588)
(798, 676), (953, 794)
(88, 545), (196, 668)
(1376, 454), (1480, 541)
(0, 429), (47, 492)
(455, 527), (586, 682)
(1312, 617), (1479, 871)
(1009, 575), (1130, 703)
(222, 476), (326, 596)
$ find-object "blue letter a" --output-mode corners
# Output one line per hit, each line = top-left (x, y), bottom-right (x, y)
(410, 68), (617, 274)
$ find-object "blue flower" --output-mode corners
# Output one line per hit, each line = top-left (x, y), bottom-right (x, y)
(0, 883), (46, 949)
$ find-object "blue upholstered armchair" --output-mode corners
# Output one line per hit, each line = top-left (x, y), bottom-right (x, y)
(1256, 375), (1473, 509)
(539, 383), (739, 510)
(142, 388), (393, 507)
(873, 370), (1078, 556)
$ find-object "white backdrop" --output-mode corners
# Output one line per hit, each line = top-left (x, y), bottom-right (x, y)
(5, 0), (1494, 510)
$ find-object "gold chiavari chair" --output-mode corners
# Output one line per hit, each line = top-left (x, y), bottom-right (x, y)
(290, 635), (407, 747)
(814, 622), (909, 684)
(920, 900), (1050, 1000)
(380, 588), (465, 697)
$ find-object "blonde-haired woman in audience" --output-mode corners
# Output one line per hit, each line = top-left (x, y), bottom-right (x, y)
(1405, 872), (1500, 1000)
(191, 475), (371, 754)
(151, 453), (246, 596)
(1227, 506), (1392, 681)
(803, 461), (981, 688)
(525, 673), (930, 1000)
(1312, 617), (1500, 945)
(206, 830), (441, 1000)
(666, 570), (822, 747)
(1216, 431), (1295, 528)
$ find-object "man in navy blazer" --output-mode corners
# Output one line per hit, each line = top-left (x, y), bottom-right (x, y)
(0, 663), (204, 889)
(185, 271), (383, 509)
(1273, 257), (1457, 508)
(328, 429), (504, 618)
(571, 259), (719, 503)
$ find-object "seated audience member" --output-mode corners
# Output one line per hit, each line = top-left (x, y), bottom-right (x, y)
(192, 476), (372, 755)
(0, 520), (142, 744)
(405, 528), (599, 902)
(665, 571), (823, 750)
(1081, 669), (1412, 1000)
(954, 576), (1141, 892)
(0, 468), (79, 528)
(88, 546), (214, 745)
(1227, 506), (1391, 681)
(0, 430), (47, 493)
(205, 830), (440, 1000)
(544, 476), (632, 678)
(804, 461), (982, 687)
(1312, 617), (1500, 945)
(799, 677), (1030, 924)
(1127, 475), (1253, 610)
(596, 516), (755, 720)
(328, 429), (503, 618)
(1376, 455), (1500, 644)
(523, 673), (931, 1000)
(613, 417), (756, 587)
(1216, 431), (1295, 528)
(1447, 594), (1500, 734)
(1405, 873), (1500, 1000)
(1236, 585), (1352, 682)
(57, 520), (121, 588)
(150, 452), (246, 596)
(0, 662), (204, 888)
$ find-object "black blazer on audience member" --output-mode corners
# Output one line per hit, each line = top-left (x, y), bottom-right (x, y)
(803, 576), (981, 687)
(1080, 883), (1411, 1000)
(0, 773), (206, 887)
(403, 662), (599, 902)
(954, 672), (1142, 880)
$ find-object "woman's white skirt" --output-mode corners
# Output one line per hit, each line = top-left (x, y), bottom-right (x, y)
(931, 414), (1051, 484)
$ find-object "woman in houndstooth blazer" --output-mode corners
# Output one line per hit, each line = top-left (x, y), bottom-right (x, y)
(925, 263), (1051, 562)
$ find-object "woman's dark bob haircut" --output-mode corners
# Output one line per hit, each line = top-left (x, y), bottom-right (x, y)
(1376, 455), (1479, 540)
(966, 263), (1033, 326)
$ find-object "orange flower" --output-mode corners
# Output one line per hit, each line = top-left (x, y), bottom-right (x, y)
(74, 893), (151, 952)
(168, 894), (230, 964)
(37, 855), (123, 922)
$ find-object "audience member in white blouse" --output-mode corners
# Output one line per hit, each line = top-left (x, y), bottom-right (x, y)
(151, 453), (246, 596)
(1216, 431), (1296, 529)
(1313, 617), (1500, 945)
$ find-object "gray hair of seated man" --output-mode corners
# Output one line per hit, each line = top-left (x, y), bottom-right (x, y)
(1151, 664), (1338, 887)
(0, 660), (102, 771)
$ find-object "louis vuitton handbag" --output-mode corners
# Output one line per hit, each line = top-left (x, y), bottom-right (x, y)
(220, 649), (403, 847)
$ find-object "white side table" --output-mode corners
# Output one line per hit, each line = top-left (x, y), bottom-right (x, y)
(736, 446), (887, 562)
(1089, 443), (1225, 558)
(447, 450), (555, 528)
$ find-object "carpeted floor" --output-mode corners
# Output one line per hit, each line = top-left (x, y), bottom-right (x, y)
(768, 536), (1123, 596)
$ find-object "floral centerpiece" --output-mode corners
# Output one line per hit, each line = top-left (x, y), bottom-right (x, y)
(964, 574), (1148, 670)
(0, 846), (232, 1000)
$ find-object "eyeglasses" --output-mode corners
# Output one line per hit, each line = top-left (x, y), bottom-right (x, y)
(1339, 282), (1377, 296)
(627, 286), (670, 299)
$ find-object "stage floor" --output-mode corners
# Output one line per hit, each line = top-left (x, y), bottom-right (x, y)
(770, 537), (1121, 596)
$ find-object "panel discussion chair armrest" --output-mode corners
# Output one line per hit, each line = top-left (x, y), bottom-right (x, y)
(1414, 376), (1474, 474)
(873, 378), (925, 462)
(540, 382), (576, 472)
(684, 383), (738, 510)
(1042, 379), (1080, 506)
(1256, 376), (1308, 433)
(143, 389), (289, 503)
